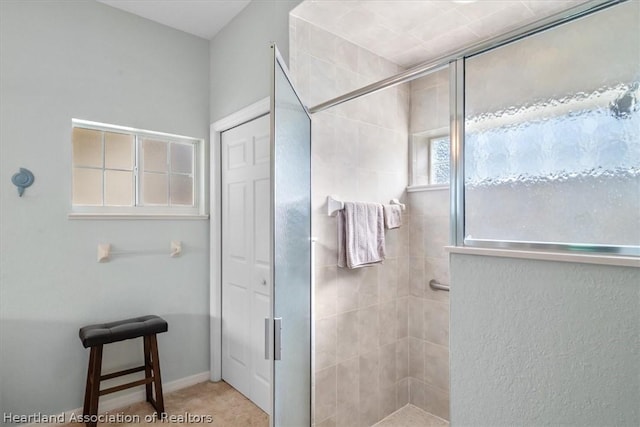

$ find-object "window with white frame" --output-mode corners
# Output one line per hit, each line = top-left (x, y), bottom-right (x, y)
(410, 129), (450, 187)
(71, 120), (205, 216)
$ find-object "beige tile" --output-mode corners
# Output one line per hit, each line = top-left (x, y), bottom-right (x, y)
(410, 86), (439, 134)
(411, 68), (449, 92)
(337, 268), (359, 314)
(423, 216), (449, 256)
(335, 66), (361, 100)
(379, 385), (397, 420)
(409, 216), (424, 258)
(397, 257), (410, 297)
(307, 22), (338, 64)
(316, 416), (337, 427)
(396, 378), (409, 409)
(408, 297), (424, 340)
(359, 349), (379, 393)
(424, 342), (449, 391)
(336, 404), (360, 427)
(359, 389), (380, 427)
(359, 351), (380, 426)
(337, 310), (359, 362)
(373, 404), (449, 427)
(312, 112), (337, 168)
(356, 169), (379, 203)
(379, 342), (396, 389)
(316, 265), (338, 319)
(357, 46), (382, 78)
(315, 366), (337, 423)
(358, 266), (379, 308)
(396, 337), (408, 381)
(335, 36), (359, 74)
(358, 305), (379, 355)
(424, 383), (450, 421)
(408, 337), (425, 382)
(408, 377), (426, 410)
(422, 191), (450, 219)
(307, 55), (338, 107)
(424, 299), (449, 347)
(337, 357), (359, 414)
(378, 300), (396, 347)
(396, 297), (408, 339)
(378, 259), (397, 302)
(409, 256), (425, 298)
(313, 162), (337, 213)
(316, 316), (337, 371)
(332, 116), (359, 169)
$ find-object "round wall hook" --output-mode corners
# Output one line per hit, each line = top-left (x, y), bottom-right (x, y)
(11, 167), (35, 197)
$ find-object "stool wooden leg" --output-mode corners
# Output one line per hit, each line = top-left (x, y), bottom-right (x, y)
(87, 345), (103, 427)
(149, 334), (165, 413)
(143, 335), (153, 402)
(83, 346), (96, 417)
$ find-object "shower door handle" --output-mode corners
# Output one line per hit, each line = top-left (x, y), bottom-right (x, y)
(264, 318), (270, 360)
(274, 318), (282, 361)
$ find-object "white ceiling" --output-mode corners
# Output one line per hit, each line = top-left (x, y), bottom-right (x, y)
(291, 0), (589, 67)
(97, 0), (251, 40)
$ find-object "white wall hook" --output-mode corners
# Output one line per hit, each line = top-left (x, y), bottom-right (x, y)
(170, 240), (182, 257)
(97, 243), (111, 263)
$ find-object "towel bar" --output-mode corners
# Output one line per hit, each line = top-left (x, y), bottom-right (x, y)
(327, 195), (406, 217)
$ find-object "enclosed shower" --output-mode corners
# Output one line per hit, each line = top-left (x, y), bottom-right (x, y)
(289, 0), (639, 425)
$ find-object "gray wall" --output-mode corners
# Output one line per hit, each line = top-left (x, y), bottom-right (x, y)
(450, 254), (640, 426)
(209, 0), (301, 123)
(0, 0), (210, 418)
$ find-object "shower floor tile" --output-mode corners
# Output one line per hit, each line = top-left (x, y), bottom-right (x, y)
(373, 404), (449, 427)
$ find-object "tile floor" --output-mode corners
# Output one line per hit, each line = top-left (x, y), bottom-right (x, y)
(373, 404), (449, 427)
(60, 381), (267, 427)
(58, 382), (444, 427)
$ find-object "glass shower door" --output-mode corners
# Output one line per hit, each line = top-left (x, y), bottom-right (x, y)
(270, 44), (312, 427)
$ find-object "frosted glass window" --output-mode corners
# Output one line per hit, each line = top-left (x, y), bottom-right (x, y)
(71, 120), (201, 213)
(143, 173), (168, 205)
(104, 132), (134, 170)
(411, 132), (450, 186)
(143, 139), (168, 172)
(171, 143), (193, 174)
(463, 1), (639, 249)
(170, 175), (193, 205)
(72, 128), (102, 168)
(429, 136), (450, 185)
(105, 170), (133, 206)
(72, 168), (102, 205)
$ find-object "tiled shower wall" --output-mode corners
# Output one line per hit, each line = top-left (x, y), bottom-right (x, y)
(406, 70), (451, 420)
(289, 16), (411, 427)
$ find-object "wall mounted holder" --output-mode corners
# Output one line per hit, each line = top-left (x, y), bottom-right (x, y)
(97, 241), (182, 262)
(11, 168), (34, 197)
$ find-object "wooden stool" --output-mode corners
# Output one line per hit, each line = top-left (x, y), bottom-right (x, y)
(79, 315), (168, 427)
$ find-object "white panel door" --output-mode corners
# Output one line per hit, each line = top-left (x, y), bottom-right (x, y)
(221, 114), (271, 413)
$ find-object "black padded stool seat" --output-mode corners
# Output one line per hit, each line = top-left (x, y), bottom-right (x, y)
(79, 315), (168, 427)
(79, 315), (168, 348)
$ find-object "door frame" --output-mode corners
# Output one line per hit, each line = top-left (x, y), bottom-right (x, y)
(210, 97), (270, 382)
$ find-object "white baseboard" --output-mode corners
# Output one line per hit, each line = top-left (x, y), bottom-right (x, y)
(22, 371), (211, 427)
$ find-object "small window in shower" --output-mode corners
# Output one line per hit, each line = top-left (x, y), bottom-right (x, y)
(410, 128), (450, 188)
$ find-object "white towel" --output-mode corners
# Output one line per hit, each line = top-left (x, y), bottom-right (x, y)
(338, 202), (386, 269)
(383, 204), (403, 229)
